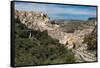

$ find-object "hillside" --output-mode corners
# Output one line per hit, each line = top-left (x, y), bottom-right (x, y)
(15, 13), (75, 66)
(15, 10), (97, 65)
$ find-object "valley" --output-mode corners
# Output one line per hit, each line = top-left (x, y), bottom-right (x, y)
(15, 10), (97, 65)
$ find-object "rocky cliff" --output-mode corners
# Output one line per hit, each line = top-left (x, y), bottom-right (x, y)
(15, 10), (68, 45)
(15, 10), (50, 31)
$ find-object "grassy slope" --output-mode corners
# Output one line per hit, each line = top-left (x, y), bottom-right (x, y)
(15, 18), (75, 66)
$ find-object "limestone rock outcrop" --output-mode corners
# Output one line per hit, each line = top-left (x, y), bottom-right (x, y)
(15, 10), (50, 31)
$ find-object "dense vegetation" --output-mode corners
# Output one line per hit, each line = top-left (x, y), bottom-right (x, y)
(83, 26), (97, 51)
(15, 18), (75, 66)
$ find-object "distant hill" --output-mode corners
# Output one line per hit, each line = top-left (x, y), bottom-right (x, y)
(88, 17), (96, 21)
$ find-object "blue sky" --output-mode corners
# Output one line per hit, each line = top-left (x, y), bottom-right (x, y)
(15, 2), (97, 20)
